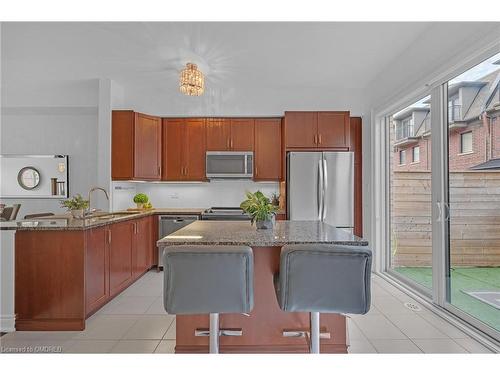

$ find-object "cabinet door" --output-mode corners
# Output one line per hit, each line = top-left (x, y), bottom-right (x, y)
(350, 117), (362, 237)
(184, 118), (207, 181)
(109, 221), (134, 296)
(284, 111), (317, 148)
(134, 113), (162, 180)
(85, 226), (109, 315)
(133, 217), (152, 278)
(230, 119), (254, 151)
(163, 119), (184, 181)
(206, 118), (230, 151)
(112, 111), (135, 180)
(317, 111), (350, 148)
(254, 119), (282, 181)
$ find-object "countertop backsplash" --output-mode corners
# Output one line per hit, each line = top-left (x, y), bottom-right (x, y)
(111, 180), (279, 211)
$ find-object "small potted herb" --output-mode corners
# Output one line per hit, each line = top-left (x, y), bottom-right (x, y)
(61, 194), (89, 219)
(240, 191), (278, 230)
(133, 193), (149, 209)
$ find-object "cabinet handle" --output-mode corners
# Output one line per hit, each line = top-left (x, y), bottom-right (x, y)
(255, 167), (258, 177)
(158, 166), (161, 176)
(318, 134), (322, 144)
(230, 138), (233, 149)
(227, 137), (230, 149)
(108, 229), (112, 244)
(185, 166), (188, 176)
(314, 134), (317, 144)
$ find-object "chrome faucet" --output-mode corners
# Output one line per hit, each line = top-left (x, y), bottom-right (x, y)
(87, 187), (109, 215)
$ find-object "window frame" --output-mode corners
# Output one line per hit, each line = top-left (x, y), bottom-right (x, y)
(459, 131), (473, 154)
(398, 149), (406, 165)
(412, 145), (420, 163)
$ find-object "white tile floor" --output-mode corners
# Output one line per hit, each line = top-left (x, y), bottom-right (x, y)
(0, 270), (494, 354)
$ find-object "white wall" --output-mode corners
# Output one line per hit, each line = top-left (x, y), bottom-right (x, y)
(120, 85), (366, 117)
(112, 180), (279, 211)
(0, 78), (100, 219)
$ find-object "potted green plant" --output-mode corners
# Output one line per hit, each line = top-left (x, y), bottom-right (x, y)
(60, 194), (89, 219)
(240, 191), (278, 229)
(133, 193), (149, 209)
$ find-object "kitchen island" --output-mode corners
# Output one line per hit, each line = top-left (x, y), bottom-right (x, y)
(158, 220), (369, 354)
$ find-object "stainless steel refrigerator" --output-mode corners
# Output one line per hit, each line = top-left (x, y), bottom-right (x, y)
(287, 151), (354, 231)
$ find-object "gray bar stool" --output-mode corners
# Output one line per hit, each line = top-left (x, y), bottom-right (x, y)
(163, 245), (254, 353)
(274, 244), (372, 353)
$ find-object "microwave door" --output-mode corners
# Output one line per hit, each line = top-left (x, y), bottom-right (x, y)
(206, 152), (253, 178)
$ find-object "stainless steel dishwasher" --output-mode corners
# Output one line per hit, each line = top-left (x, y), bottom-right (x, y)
(158, 215), (199, 270)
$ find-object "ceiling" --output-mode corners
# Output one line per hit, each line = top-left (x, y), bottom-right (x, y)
(1, 22), (433, 91)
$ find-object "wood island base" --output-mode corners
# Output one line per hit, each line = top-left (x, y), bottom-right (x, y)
(174, 246), (348, 354)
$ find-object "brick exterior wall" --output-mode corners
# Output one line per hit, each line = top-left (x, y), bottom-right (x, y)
(393, 113), (500, 172)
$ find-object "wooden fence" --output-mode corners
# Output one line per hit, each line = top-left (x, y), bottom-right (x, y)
(391, 171), (500, 267)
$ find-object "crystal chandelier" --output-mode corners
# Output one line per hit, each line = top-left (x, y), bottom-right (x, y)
(179, 63), (204, 96)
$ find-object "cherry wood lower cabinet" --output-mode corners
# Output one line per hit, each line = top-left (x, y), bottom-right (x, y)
(174, 246), (347, 353)
(109, 220), (134, 296)
(14, 217), (156, 331)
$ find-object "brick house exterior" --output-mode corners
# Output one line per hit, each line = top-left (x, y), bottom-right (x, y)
(392, 68), (500, 172)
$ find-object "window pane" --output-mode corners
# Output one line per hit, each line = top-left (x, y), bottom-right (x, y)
(460, 132), (472, 154)
(413, 146), (420, 162)
(447, 51), (500, 333)
(389, 95), (432, 291)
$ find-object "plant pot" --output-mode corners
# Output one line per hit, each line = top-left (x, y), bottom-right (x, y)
(71, 209), (85, 219)
(256, 218), (274, 230)
(136, 203), (144, 209)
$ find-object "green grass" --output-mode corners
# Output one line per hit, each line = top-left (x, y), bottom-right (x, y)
(394, 266), (500, 331)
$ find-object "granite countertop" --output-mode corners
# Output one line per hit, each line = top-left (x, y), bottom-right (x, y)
(157, 220), (368, 247)
(0, 208), (206, 231)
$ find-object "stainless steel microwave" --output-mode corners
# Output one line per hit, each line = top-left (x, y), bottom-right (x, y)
(206, 151), (253, 179)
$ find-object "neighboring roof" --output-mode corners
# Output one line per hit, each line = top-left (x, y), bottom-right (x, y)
(463, 70), (500, 121)
(470, 158), (500, 170)
(448, 81), (487, 98)
(393, 106), (429, 120)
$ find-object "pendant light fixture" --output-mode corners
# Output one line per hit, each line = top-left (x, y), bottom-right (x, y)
(179, 63), (204, 96)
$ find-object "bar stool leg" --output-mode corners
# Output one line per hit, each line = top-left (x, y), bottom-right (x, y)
(209, 313), (220, 354)
(310, 312), (320, 354)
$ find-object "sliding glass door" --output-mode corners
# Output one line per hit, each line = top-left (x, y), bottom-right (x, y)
(445, 53), (500, 336)
(388, 95), (433, 294)
(384, 50), (500, 340)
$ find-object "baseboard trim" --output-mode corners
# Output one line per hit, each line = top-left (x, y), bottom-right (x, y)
(0, 315), (16, 333)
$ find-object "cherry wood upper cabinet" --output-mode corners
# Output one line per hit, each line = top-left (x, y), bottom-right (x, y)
(284, 111), (317, 148)
(317, 111), (350, 148)
(112, 110), (162, 181)
(163, 118), (206, 181)
(284, 111), (351, 149)
(254, 119), (282, 181)
(109, 221), (134, 296)
(206, 118), (230, 151)
(184, 119), (207, 181)
(85, 226), (109, 315)
(112, 111), (135, 179)
(134, 113), (162, 180)
(163, 118), (184, 181)
(206, 118), (254, 151)
(230, 119), (254, 151)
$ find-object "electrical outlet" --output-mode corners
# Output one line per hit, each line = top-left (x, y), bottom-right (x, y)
(170, 193), (179, 200)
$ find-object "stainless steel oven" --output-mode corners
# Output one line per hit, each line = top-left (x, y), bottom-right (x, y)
(206, 151), (253, 179)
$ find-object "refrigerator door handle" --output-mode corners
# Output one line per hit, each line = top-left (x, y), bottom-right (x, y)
(318, 158), (324, 220)
(322, 158), (328, 221)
